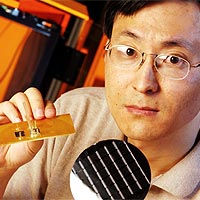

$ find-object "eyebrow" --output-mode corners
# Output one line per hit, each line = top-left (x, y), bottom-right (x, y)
(120, 30), (193, 51)
(120, 30), (139, 39)
(161, 39), (192, 51)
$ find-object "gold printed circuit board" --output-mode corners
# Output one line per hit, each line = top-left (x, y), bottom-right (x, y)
(0, 114), (75, 145)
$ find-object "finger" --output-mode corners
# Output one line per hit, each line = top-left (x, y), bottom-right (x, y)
(10, 92), (33, 121)
(25, 88), (56, 119)
(44, 100), (56, 118)
(27, 140), (44, 156)
(0, 101), (22, 124)
(24, 87), (45, 120)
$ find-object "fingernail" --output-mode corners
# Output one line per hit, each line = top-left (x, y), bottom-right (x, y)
(45, 108), (54, 116)
(35, 109), (44, 118)
(13, 117), (21, 123)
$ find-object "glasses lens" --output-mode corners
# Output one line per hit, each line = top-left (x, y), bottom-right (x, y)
(107, 45), (142, 68)
(155, 55), (190, 79)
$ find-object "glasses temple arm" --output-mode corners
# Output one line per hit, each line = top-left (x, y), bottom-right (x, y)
(192, 63), (200, 68)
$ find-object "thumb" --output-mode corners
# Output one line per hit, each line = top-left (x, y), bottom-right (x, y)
(27, 140), (44, 157)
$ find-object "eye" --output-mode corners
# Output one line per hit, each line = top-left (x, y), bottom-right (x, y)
(126, 48), (136, 56)
(165, 55), (185, 66)
(169, 56), (181, 64)
(107, 45), (142, 67)
(116, 46), (138, 58)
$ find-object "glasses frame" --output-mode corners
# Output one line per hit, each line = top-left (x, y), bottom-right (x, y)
(105, 43), (200, 80)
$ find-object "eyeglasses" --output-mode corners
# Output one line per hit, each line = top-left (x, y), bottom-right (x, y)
(105, 44), (200, 80)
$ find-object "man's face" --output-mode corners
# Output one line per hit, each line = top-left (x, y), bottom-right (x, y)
(104, 1), (200, 141)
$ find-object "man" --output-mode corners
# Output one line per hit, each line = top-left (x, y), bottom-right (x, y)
(0, 0), (199, 199)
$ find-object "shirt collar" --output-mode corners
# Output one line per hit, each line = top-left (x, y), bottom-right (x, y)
(152, 141), (200, 198)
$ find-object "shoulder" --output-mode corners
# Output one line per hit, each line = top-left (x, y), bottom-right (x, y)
(152, 141), (200, 199)
(60, 86), (105, 97)
(57, 87), (105, 100)
(54, 87), (107, 115)
(54, 86), (122, 142)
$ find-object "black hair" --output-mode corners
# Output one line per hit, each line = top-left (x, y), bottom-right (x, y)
(103, 0), (200, 39)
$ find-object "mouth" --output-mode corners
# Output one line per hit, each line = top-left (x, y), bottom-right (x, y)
(125, 105), (159, 116)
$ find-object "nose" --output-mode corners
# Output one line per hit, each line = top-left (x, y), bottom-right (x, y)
(132, 55), (159, 94)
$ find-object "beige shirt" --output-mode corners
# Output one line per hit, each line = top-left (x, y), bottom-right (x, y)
(4, 87), (200, 199)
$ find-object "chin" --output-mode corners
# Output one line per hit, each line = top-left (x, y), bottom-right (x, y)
(123, 125), (169, 142)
